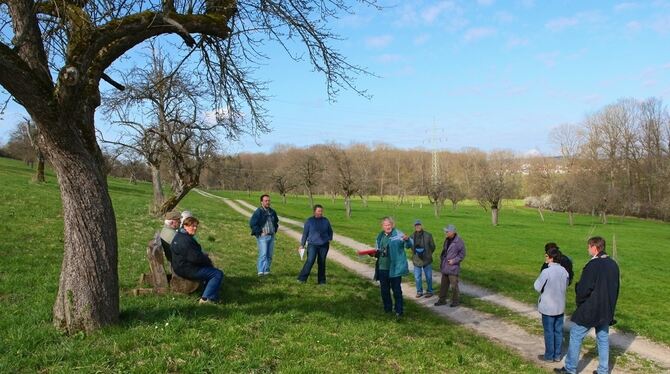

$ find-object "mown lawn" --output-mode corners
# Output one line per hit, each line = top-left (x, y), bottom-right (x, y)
(221, 189), (670, 346)
(0, 157), (544, 373)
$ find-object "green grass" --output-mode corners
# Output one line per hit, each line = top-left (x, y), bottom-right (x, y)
(221, 190), (670, 346)
(0, 157), (545, 373)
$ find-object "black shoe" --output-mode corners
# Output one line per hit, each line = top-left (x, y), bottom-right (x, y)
(553, 368), (571, 374)
(450, 302), (459, 307)
(434, 300), (448, 306)
(395, 313), (403, 321)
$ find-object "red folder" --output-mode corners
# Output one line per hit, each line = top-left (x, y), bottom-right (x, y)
(357, 248), (377, 256)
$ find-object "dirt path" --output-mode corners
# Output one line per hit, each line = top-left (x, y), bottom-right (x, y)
(195, 190), (669, 373)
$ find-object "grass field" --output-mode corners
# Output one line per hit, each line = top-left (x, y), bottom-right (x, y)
(0, 157), (546, 373)
(220, 189), (670, 346)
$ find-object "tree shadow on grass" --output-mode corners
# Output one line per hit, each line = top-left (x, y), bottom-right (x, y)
(119, 273), (388, 326)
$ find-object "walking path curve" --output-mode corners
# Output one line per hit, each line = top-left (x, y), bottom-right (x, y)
(195, 190), (670, 373)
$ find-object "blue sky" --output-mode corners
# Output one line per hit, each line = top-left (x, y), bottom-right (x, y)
(2, 1), (670, 156)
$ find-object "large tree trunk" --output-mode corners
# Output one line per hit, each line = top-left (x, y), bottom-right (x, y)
(150, 164), (165, 214)
(344, 195), (351, 218)
(568, 211), (574, 226)
(45, 115), (119, 333)
(491, 207), (499, 226)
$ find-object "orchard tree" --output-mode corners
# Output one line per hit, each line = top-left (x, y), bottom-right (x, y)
(0, 0), (375, 333)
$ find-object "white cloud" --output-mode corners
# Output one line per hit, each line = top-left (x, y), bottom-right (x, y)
(413, 33), (431, 45)
(506, 36), (529, 48)
(422, 1), (457, 24)
(505, 85), (529, 95)
(463, 27), (496, 42)
(614, 2), (640, 12)
(626, 20), (642, 31)
(536, 51), (560, 68)
(651, 15), (670, 34)
(545, 16), (579, 31)
(495, 11), (516, 23)
(365, 35), (393, 48)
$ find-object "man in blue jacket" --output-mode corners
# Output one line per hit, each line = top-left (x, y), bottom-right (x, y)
(555, 236), (620, 374)
(249, 194), (279, 276)
(297, 204), (333, 284)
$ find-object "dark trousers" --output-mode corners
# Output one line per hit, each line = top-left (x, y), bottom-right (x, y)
(297, 243), (329, 284)
(438, 273), (459, 304)
(378, 269), (403, 315)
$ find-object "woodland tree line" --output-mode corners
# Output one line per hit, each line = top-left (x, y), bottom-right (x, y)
(5, 96), (669, 223)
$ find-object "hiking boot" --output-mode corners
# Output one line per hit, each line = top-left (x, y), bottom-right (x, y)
(450, 302), (460, 307)
(424, 292), (433, 298)
(198, 298), (212, 305)
(415, 293), (423, 298)
(553, 368), (572, 374)
(434, 300), (448, 306)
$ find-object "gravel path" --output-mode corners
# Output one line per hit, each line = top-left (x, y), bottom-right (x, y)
(195, 190), (670, 373)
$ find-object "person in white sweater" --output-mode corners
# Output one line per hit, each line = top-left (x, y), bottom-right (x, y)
(534, 247), (569, 362)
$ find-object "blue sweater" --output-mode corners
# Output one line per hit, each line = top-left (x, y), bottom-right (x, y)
(300, 216), (333, 246)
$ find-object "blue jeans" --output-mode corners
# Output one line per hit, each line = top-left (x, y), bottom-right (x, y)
(565, 323), (610, 374)
(541, 313), (564, 361)
(256, 235), (275, 273)
(194, 267), (224, 301)
(297, 243), (329, 283)
(377, 269), (403, 315)
(413, 264), (433, 294)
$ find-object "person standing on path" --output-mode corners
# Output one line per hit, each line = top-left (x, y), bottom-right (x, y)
(534, 247), (569, 362)
(249, 194), (279, 276)
(409, 219), (436, 298)
(555, 236), (620, 374)
(297, 204), (333, 284)
(540, 242), (574, 285)
(170, 217), (224, 304)
(373, 217), (410, 320)
(434, 224), (466, 307)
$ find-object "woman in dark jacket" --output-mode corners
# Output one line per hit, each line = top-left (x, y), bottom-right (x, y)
(171, 217), (224, 304)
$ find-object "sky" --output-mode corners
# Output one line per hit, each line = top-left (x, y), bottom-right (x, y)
(2, 0), (670, 156)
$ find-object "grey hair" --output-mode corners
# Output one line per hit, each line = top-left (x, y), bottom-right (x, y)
(381, 216), (395, 226)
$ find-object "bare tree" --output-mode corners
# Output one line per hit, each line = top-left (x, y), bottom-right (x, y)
(101, 45), (232, 215)
(473, 151), (519, 226)
(327, 145), (359, 218)
(19, 119), (46, 182)
(291, 149), (324, 209)
(0, 0), (375, 333)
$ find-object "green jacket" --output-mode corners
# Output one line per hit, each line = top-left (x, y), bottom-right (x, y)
(374, 228), (410, 279)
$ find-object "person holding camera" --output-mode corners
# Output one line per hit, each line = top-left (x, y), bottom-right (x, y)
(534, 247), (569, 362)
(409, 219), (436, 298)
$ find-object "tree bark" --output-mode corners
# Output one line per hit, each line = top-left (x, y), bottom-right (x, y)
(150, 165), (165, 214)
(344, 195), (351, 218)
(491, 207), (499, 226)
(568, 211), (574, 226)
(34, 150), (45, 182)
(47, 118), (119, 333)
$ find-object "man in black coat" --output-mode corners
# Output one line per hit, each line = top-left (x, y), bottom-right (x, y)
(555, 236), (620, 374)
